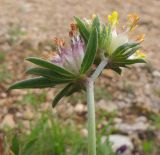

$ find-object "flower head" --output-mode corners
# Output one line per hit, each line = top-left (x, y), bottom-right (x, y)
(49, 27), (85, 74)
(74, 11), (146, 74)
(135, 50), (146, 59)
(127, 13), (139, 31)
(135, 34), (145, 42)
(105, 12), (146, 73)
(83, 14), (97, 29)
(104, 12), (146, 60)
(106, 12), (144, 56)
(108, 11), (119, 28)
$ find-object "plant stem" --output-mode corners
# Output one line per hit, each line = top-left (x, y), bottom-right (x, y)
(86, 78), (96, 155)
(86, 58), (108, 155)
(91, 58), (108, 81)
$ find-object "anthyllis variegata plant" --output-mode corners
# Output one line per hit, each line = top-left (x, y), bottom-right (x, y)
(9, 11), (146, 155)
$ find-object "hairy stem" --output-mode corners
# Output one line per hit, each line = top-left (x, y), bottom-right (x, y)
(86, 78), (96, 155)
(86, 59), (108, 155)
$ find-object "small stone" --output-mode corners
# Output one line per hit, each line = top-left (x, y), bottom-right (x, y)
(23, 121), (30, 129)
(102, 69), (115, 78)
(96, 100), (117, 112)
(74, 103), (86, 114)
(115, 121), (149, 133)
(1, 114), (16, 128)
(16, 112), (23, 118)
(1, 93), (7, 98)
(116, 145), (128, 154)
(135, 116), (147, 123)
(80, 128), (88, 137)
(155, 131), (160, 141)
(108, 135), (133, 155)
(40, 102), (50, 111)
(23, 108), (34, 120)
(152, 70), (160, 77)
(113, 118), (123, 124)
(56, 102), (74, 119)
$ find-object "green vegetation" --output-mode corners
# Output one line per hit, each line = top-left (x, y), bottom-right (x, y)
(0, 64), (12, 82)
(151, 114), (160, 130)
(142, 139), (160, 155)
(154, 88), (160, 97)
(0, 52), (5, 62)
(8, 25), (27, 44)
(95, 87), (112, 101)
(142, 140), (154, 155)
(17, 90), (46, 107)
(68, 86), (112, 104)
(4, 112), (116, 155)
(123, 80), (134, 94)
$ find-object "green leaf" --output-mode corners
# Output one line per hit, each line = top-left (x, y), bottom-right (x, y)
(92, 16), (100, 36)
(99, 24), (107, 49)
(92, 16), (100, 28)
(112, 46), (140, 62)
(8, 77), (55, 90)
(105, 25), (112, 53)
(52, 83), (83, 108)
(123, 46), (140, 58)
(111, 67), (122, 75)
(112, 43), (139, 57)
(92, 16), (103, 52)
(74, 17), (90, 43)
(122, 59), (146, 64)
(22, 138), (37, 155)
(115, 59), (146, 65)
(11, 135), (20, 155)
(26, 57), (74, 77)
(80, 27), (98, 73)
(52, 83), (73, 108)
(26, 67), (75, 82)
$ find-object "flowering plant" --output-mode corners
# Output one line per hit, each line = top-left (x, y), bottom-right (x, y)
(9, 11), (146, 155)
(75, 11), (146, 74)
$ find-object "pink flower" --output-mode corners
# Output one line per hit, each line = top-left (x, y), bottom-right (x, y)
(49, 24), (85, 74)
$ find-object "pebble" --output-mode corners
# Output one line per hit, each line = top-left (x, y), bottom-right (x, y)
(80, 128), (88, 137)
(115, 121), (149, 133)
(23, 120), (30, 129)
(152, 70), (160, 77)
(74, 103), (86, 114)
(96, 100), (118, 112)
(102, 134), (134, 155)
(23, 108), (34, 120)
(0, 93), (7, 98)
(1, 114), (16, 128)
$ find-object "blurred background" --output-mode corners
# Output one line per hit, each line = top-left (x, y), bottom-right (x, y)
(0, 0), (160, 155)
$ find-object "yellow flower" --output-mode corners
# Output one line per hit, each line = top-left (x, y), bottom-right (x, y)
(108, 11), (119, 27)
(135, 50), (146, 58)
(127, 13), (139, 31)
(135, 34), (145, 42)
(83, 14), (97, 29)
(91, 14), (97, 20)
